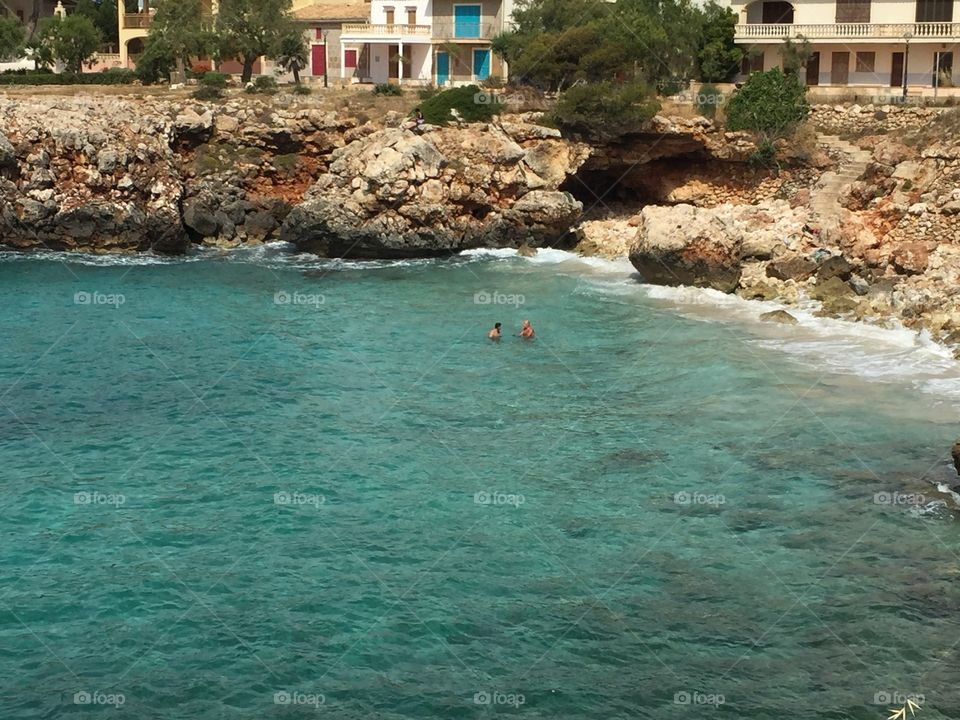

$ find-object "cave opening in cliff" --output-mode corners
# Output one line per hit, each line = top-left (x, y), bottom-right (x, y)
(560, 168), (652, 212)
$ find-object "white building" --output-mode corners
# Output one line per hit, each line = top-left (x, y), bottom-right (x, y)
(339, 0), (514, 85)
(732, 0), (960, 92)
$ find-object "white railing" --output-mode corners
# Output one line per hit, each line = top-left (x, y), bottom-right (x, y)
(431, 22), (499, 39)
(341, 23), (432, 37)
(735, 21), (960, 39)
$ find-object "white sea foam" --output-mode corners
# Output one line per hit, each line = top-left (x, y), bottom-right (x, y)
(0, 249), (200, 267)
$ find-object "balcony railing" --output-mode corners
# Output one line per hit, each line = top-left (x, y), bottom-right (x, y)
(122, 13), (153, 29)
(431, 22), (499, 40)
(735, 21), (960, 39)
(341, 21), (499, 40)
(341, 23), (432, 37)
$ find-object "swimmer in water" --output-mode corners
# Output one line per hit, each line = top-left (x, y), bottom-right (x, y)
(518, 320), (535, 339)
(488, 322), (502, 340)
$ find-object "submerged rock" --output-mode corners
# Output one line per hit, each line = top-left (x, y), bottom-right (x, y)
(760, 309), (799, 325)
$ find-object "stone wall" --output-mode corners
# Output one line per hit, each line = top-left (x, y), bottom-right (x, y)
(617, 160), (821, 208)
(810, 104), (952, 136)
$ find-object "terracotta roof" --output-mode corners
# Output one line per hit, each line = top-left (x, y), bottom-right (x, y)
(293, 3), (369, 21)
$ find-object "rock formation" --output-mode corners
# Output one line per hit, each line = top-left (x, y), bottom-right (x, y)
(279, 125), (587, 257)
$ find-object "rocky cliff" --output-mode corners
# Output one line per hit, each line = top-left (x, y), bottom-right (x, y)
(0, 94), (764, 258)
(613, 106), (960, 347)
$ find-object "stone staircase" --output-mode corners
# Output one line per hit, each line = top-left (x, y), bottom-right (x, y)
(809, 134), (873, 242)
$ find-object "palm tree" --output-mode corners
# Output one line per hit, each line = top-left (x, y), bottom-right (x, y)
(276, 30), (308, 86)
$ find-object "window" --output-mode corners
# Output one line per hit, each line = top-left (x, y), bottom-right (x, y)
(916, 0), (952, 22)
(406, 7), (416, 25)
(384, 7), (395, 24)
(345, 49), (358, 69)
(761, 1), (794, 23)
(836, 0), (870, 22)
(855, 51), (875, 73)
(315, 28), (323, 40)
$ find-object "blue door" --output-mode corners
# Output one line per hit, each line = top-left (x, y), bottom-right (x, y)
(436, 51), (450, 86)
(472, 48), (490, 81)
(454, 5), (481, 38)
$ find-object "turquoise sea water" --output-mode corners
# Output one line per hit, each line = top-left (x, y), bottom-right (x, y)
(2, 245), (960, 719)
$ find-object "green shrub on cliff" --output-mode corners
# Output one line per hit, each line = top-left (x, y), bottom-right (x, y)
(549, 82), (659, 140)
(696, 83), (722, 119)
(199, 71), (230, 88)
(419, 85), (501, 125)
(373, 82), (402, 96)
(725, 68), (809, 136)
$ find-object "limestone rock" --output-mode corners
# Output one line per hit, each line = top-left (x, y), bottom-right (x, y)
(816, 255), (855, 282)
(767, 252), (817, 282)
(760, 309), (799, 325)
(628, 204), (743, 293)
(0, 132), (16, 172)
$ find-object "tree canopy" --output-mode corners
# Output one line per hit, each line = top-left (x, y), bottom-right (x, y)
(74, 0), (120, 48)
(697, 1), (742, 82)
(492, 0), (740, 91)
(136, 0), (215, 82)
(725, 67), (810, 137)
(37, 14), (102, 73)
(216, 0), (294, 83)
(0, 16), (25, 61)
(276, 29), (308, 85)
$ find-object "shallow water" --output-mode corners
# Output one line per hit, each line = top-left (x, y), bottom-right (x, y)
(1, 245), (959, 719)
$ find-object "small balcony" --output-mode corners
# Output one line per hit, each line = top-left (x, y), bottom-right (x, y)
(341, 23), (432, 39)
(431, 22), (499, 40)
(122, 13), (153, 30)
(735, 21), (960, 41)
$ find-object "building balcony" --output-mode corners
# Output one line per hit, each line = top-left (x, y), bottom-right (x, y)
(122, 13), (153, 30)
(341, 21), (499, 42)
(431, 22), (499, 41)
(735, 21), (960, 42)
(341, 23), (433, 40)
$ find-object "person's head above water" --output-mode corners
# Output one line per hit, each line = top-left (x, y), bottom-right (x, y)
(522, 320), (531, 327)
(495, 322), (501, 329)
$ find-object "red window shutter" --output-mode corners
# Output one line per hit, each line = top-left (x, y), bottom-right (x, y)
(344, 49), (357, 69)
(316, 28), (323, 40)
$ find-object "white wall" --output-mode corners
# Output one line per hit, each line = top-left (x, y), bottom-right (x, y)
(369, 0), (434, 25)
(366, 42), (433, 83)
(734, 0), (960, 25)
(750, 42), (957, 87)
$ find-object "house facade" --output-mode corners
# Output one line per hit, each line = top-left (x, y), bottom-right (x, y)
(286, 3), (369, 82)
(732, 0), (960, 91)
(339, 0), (513, 85)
